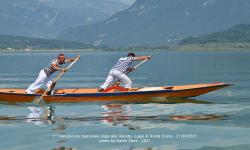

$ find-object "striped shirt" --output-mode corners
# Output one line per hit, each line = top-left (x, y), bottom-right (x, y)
(44, 59), (65, 76)
(112, 57), (134, 73)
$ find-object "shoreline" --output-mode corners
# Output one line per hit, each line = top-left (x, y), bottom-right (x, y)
(1, 45), (250, 53)
(0, 49), (97, 53)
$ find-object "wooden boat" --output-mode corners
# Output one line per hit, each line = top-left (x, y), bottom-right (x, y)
(0, 82), (232, 103)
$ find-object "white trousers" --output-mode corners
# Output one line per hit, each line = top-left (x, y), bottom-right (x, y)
(26, 70), (52, 94)
(100, 69), (132, 89)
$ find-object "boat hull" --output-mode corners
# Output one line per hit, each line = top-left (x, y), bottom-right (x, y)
(0, 82), (232, 103)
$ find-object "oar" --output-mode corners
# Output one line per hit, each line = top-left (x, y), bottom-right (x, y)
(46, 55), (81, 95)
(126, 58), (149, 74)
(33, 55), (81, 104)
(111, 58), (150, 86)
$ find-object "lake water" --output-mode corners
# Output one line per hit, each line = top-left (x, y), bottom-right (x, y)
(0, 50), (250, 150)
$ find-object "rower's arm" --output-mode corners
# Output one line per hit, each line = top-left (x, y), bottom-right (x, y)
(65, 58), (75, 63)
(134, 56), (151, 61)
(52, 64), (64, 71)
(66, 55), (80, 63)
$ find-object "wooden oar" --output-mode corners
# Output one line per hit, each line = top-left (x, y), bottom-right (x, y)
(46, 55), (81, 95)
(33, 55), (81, 104)
(126, 58), (149, 73)
(111, 58), (149, 86)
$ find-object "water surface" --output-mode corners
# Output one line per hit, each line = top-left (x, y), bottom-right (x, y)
(0, 50), (250, 150)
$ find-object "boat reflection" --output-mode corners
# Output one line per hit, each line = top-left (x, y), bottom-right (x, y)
(58, 99), (225, 129)
(51, 146), (77, 150)
(101, 103), (132, 126)
(0, 98), (224, 127)
(0, 98), (228, 147)
(25, 106), (55, 126)
(0, 105), (55, 125)
(169, 114), (224, 121)
(98, 102), (225, 129)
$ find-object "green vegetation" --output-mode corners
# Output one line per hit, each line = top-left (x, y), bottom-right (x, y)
(175, 43), (250, 51)
(0, 35), (93, 51)
(180, 24), (250, 44)
(178, 24), (250, 50)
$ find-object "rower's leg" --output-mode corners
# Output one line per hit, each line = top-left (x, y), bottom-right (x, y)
(26, 70), (47, 94)
(100, 72), (114, 90)
(119, 73), (132, 90)
(45, 77), (54, 95)
(45, 78), (52, 89)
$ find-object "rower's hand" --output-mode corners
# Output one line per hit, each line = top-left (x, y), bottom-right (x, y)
(76, 55), (81, 59)
(127, 67), (135, 72)
(62, 68), (68, 72)
(70, 55), (80, 62)
(147, 56), (152, 60)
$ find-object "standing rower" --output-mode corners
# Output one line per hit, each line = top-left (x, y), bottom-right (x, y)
(26, 54), (78, 94)
(98, 52), (151, 92)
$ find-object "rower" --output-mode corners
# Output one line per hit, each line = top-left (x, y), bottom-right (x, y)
(98, 52), (151, 92)
(26, 54), (78, 94)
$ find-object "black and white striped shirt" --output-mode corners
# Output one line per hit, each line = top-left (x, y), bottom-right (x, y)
(112, 57), (134, 73)
(44, 59), (65, 76)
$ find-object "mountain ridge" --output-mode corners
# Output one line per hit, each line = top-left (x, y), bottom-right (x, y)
(180, 24), (250, 45)
(58, 0), (250, 47)
(0, 0), (134, 38)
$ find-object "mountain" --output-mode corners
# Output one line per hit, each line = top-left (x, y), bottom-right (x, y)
(0, 0), (70, 38)
(0, 35), (92, 50)
(179, 24), (250, 45)
(58, 0), (250, 47)
(0, 0), (135, 38)
(39, 0), (135, 25)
